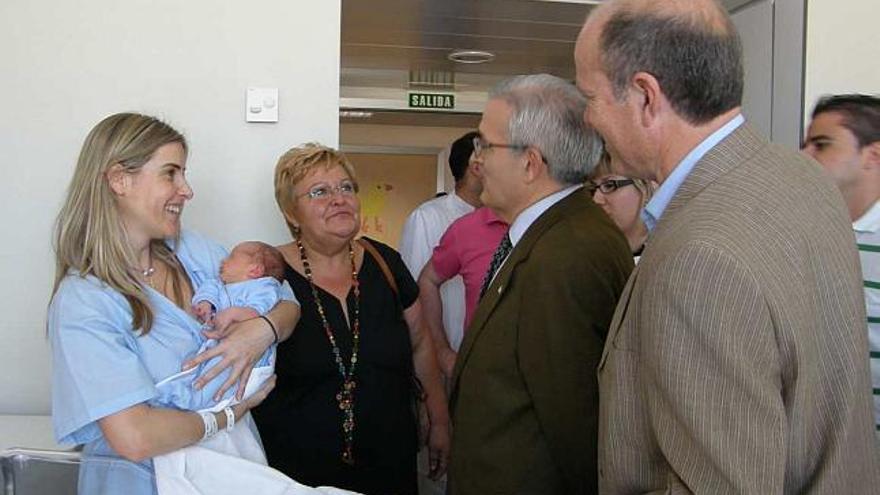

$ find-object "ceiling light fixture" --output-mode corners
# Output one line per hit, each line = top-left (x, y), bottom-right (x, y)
(339, 110), (373, 119)
(448, 50), (495, 64)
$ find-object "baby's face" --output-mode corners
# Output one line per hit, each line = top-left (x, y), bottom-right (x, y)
(220, 244), (259, 284)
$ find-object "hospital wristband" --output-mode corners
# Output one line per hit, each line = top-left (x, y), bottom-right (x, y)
(223, 406), (235, 432)
(199, 410), (218, 441)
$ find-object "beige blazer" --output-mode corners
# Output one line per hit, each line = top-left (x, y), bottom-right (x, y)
(598, 123), (880, 493)
(449, 189), (633, 495)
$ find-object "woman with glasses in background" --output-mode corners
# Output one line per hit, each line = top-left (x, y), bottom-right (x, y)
(587, 151), (655, 258)
(253, 143), (449, 495)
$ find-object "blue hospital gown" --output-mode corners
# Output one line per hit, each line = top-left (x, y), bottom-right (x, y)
(49, 230), (285, 495)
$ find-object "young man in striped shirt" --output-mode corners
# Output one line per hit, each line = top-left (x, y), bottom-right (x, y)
(804, 94), (880, 436)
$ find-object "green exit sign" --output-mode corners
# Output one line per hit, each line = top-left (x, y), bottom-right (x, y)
(408, 92), (455, 110)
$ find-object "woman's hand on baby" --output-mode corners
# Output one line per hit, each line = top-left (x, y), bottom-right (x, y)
(183, 314), (275, 401)
(202, 307), (259, 340)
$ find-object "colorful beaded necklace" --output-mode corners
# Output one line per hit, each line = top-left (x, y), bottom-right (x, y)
(296, 239), (361, 465)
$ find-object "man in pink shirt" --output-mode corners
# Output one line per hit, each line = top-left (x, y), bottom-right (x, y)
(418, 206), (508, 378)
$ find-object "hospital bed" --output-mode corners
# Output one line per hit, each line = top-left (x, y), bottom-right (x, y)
(0, 448), (79, 495)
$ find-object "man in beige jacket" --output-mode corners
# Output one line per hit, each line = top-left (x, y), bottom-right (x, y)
(575, 0), (880, 492)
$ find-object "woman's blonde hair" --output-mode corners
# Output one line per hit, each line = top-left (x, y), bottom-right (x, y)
(589, 150), (655, 208)
(53, 112), (187, 334)
(273, 143), (357, 238)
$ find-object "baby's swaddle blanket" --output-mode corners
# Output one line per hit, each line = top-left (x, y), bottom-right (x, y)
(154, 442), (359, 495)
(152, 341), (360, 495)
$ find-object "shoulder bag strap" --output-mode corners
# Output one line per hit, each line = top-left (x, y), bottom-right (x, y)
(357, 238), (399, 298)
(359, 238), (425, 408)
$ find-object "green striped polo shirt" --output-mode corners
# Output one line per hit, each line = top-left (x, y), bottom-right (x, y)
(854, 201), (880, 435)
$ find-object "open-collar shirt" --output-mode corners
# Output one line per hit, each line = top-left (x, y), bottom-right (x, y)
(642, 114), (745, 232)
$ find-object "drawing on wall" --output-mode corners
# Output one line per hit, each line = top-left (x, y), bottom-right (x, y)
(347, 153), (437, 248)
(361, 182), (394, 235)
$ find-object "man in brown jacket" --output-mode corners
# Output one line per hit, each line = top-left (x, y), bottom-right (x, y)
(448, 74), (633, 494)
(575, 0), (880, 493)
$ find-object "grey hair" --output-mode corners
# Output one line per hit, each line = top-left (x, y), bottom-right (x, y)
(489, 74), (603, 184)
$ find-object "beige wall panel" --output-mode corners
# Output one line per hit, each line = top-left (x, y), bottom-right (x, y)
(348, 153), (437, 248)
(342, 123), (474, 149)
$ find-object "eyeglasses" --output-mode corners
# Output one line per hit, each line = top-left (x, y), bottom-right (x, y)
(472, 136), (529, 157)
(587, 178), (635, 195)
(297, 180), (359, 201)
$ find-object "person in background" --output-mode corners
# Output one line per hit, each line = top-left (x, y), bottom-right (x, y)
(254, 143), (449, 495)
(576, 0), (880, 491)
(587, 151), (655, 258)
(49, 112), (298, 495)
(417, 205), (508, 378)
(399, 131), (481, 350)
(803, 93), (880, 438)
(397, 130), (481, 495)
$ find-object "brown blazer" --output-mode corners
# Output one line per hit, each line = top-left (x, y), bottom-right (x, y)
(449, 189), (633, 495)
(598, 123), (880, 493)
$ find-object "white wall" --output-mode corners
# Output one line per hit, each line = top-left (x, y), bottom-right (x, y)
(0, 0), (341, 415)
(804, 0), (880, 121)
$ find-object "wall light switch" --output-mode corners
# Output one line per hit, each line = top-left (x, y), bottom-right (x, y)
(246, 87), (279, 123)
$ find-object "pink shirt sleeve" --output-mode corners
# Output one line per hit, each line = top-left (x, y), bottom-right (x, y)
(430, 223), (462, 281)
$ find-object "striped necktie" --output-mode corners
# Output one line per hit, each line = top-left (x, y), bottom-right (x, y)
(479, 232), (512, 299)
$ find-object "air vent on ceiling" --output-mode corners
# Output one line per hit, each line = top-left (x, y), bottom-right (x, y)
(408, 69), (455, 90)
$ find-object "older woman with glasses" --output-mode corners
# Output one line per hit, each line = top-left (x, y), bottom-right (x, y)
(252, 143), (450, 495)
(587, 152), (655, 257)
